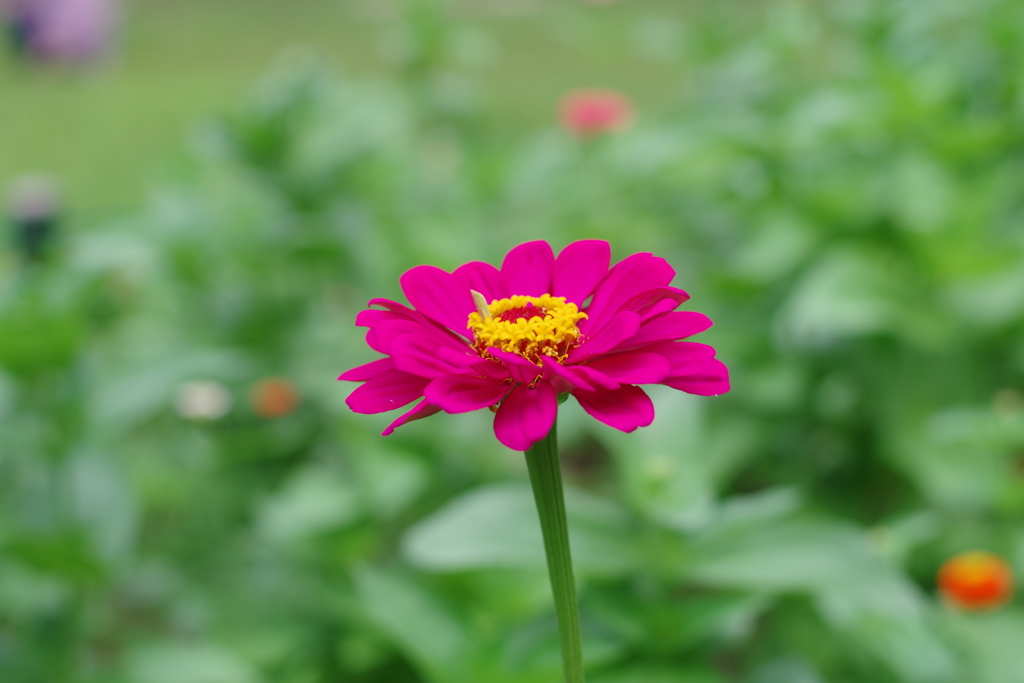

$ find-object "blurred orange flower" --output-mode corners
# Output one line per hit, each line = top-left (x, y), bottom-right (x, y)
(937, 551), (1015, 610)
(251, 378), (300, 419)
(558, 89), (633, 137)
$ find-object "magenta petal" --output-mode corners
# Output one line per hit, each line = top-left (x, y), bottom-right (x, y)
(436, 347), (483, 368)
(424, 374), (511, 413)
(488, 348), (543, 385)
(574, 385), (655, 432)
(619, 312), (714, 351)
(501, 241), (555, 297)
(584, 352), (671, 384)
(454, 261), (510, 303)
(367, 298), (419, 317)
(643, 297), (685, 320)
(355, 309), (398, 328)
(437, 348), (507, 379)
(553, 240), (611, 305)
(542, 359), (577, 394)
(382, 399), (442, 436)
(663, 359), (731, 396)
(543, 357), (619, 392)
(644, 341), (717, 376)
(345, 369), (429, 414)
(339, 358), (394, 382)
(568, 311), (641, 362)
(617, 287), (691, 321)
(493, 380), (558, 451)
(390, 335), (469, 378)
(582, 253), (676, 333)
(400, 265), (475, 338)
(542, 357), (583, 391)
(366, 320), (425, 354)
(360, 297), (470, 353)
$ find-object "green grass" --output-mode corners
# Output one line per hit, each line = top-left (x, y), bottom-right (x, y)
(0, 0), (690, 219)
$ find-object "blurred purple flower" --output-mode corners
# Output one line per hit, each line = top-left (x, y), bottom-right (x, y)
(3, 0), (117, 63)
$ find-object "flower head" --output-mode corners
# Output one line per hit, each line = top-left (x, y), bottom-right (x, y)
(558, 89), (633, 137)
(938, 551), (1014, 610)
(340, 240), (729, 451)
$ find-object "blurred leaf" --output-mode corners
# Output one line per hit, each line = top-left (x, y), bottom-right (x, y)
(350, 441), (429, 519)
(353, 565), (471, 683)
(946, 265), (1024, 328)
(590, 589), (769, 653)
(256, 463), (359, 542)
(943, 612), (1024, 683)
(889, 153), (954, 234)
(729, 212), (815, 284)
(0, 561), (69, 619)
(893, 407), (1024, 509)
(685, 516), (917, 606)
(709, 488), (804, 534)
(125, 643), (262, 683)
(63, 450), (138, 562)
(845, 614), (958, 683)
(778, 247), (898, 347)
(402, 482), (640, 576)
(746, 658), (825, 683)
(605, 388), (755, 532)
(591, 664), (727, 683)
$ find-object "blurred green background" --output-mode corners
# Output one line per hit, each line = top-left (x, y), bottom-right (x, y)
(4, 0), (1024, 682)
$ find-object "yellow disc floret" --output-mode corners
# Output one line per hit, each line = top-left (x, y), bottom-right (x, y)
(468, 294), (587, 365)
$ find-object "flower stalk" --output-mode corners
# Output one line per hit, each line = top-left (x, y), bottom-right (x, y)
(524, 420), (586, 683)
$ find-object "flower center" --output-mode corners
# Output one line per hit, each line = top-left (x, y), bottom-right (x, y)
(468, 294), (587, 365)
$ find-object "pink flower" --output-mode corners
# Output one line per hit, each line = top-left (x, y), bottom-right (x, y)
(341, 241), (730, 451)
(558, 89), (633, 137)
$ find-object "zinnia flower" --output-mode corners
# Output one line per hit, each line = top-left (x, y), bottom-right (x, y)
(558, 89), (633, 137)
(341, 240), (729, 451)
(937, 551), (1015, 610)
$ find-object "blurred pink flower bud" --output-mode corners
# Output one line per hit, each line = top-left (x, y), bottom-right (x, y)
(558, 89), (634, 137)
(4, 0), (117, 63)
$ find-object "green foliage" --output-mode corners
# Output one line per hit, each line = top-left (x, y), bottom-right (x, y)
(3, 0), (1024, 681)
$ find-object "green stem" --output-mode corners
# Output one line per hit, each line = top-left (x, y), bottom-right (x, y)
(525, 421), (586, 683)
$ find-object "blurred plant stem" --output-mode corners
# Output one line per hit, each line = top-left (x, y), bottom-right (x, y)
(525, 421), (586, 683)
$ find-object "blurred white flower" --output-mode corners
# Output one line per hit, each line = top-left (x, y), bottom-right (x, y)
(174, 381), (232, 421)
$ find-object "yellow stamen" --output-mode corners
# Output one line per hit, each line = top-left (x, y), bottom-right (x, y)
(468, 294), (587, 365)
